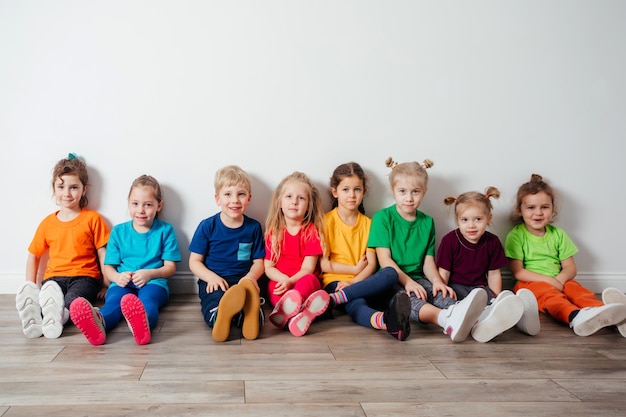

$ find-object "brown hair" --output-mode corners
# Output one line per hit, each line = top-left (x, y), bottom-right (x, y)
(52, 154), (89, 208)
(444, 186), (500, 217)
(329, 162), (367, 214)
(511, 174), (557, 223)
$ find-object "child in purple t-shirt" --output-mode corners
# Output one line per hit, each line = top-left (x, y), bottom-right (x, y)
(437, 187), (539, 342)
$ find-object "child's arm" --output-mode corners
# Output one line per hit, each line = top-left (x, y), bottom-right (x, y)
(438, 267), (450, 285)
(189, 252), (229, 292)
(266, 255), (319, 296)
(554, 257), (577, 286)
(103, 264), (133, 288)
(320, 256), (368, 277)
(509, 259), (564, 291)
(375, 247), (427, 299)
(423, 255), (456, 299)
(486, 269), (503, 296)
(25, 253), (40, 284)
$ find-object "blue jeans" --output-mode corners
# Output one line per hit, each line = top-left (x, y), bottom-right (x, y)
(100, 283), (168, 330)
(325, 266), (399, 328)
(197, 277), (244, 328)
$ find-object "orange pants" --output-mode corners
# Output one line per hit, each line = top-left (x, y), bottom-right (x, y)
(514, 280), (603, 324)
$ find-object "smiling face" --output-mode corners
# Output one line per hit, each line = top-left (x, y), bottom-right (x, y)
(54, 174), (87, 213)
(331, 175), (365, 213)
(280, 180), (310, 225)
(519, 191), (554, 236)
(215, 184), (251, 226)
(391, 174), (426, 221)
(129, 185), (162, 232)
(456, 204), (491, 244)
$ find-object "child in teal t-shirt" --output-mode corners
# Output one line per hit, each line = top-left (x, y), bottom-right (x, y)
(368, 157), (487, 343)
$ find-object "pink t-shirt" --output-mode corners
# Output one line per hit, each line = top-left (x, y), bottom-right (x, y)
(265, 224), (323, 277)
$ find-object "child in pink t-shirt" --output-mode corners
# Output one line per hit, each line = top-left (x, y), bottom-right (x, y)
(264, 172), (330, 337)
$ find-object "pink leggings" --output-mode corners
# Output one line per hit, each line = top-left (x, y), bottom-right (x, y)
(267, 273), (321, 307)
(514, 280), (603, 324)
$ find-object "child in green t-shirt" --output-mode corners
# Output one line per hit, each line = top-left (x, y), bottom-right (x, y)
(368, 157), (487, 342)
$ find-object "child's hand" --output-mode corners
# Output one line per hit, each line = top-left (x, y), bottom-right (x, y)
(405, 280), (427, 300)
(205, 276), (229, 293)
(116, 272), (133, 288)
(335, 280), (352, 292)
(547, 279), (564, 292)
(273, 279), (292, 296)
(131, 270), (151, 288)
(432, 281), (456, 300)
(354, 255), (368, 274)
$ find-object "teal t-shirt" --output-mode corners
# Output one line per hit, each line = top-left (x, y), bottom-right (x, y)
(367, 205), (435, 280)
(504, 223), (578, 278)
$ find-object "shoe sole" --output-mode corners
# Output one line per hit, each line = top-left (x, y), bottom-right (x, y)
(448, 288), (488, 343)
(573, 303), (626, 336)
(16, 282), (42, 338)
(239, 280), (261, 340)
(269, 290), (302, 328)
(472, 296), (524, 343)
(602, 288), (626, 337)
(212, 285), (246, 342)
(288, 290), (330, 337)
(40, 281), (65, 339)
(516, 288), (541, 336)
(70, 297), (106, 346)
(121, 294), (151, 345)
(385, 292), (411, 341)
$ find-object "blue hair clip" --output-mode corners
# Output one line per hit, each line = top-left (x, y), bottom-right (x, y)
(68, 153), (77, 160)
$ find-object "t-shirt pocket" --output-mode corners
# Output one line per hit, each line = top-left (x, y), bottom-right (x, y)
(237, 242), (252, 261)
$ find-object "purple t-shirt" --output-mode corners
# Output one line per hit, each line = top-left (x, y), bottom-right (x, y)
(437, 229), (508, 287)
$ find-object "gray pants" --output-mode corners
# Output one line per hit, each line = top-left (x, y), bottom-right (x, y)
(406, 279), (457, 323)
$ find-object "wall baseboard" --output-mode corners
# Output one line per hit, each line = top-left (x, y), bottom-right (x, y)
(1, 272), (625, 295)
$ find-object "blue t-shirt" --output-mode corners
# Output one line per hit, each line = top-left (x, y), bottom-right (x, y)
(104, 219), (181, 295)
(189, 213), (265, 282)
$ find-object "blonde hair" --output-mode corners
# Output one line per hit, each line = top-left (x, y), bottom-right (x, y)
(214, 165), (252, 194)
(265, 172), (325, 262)
(129, 174), (163, 217)
(444, 186), (500, 217)
(385, 156), (434, 188)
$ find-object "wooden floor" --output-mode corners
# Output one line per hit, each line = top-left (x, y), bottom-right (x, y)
(1, 293), (626, 417)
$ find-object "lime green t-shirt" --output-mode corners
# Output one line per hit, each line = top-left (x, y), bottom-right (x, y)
(504, 223), (578, 278)
(367, 205), (435, 281)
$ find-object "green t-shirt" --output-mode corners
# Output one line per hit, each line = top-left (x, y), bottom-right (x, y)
(367, 205), (435, 280)
(504, 223), (578, 278)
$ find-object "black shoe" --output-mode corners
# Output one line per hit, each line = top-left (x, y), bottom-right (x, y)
(384, 292), (411, 341)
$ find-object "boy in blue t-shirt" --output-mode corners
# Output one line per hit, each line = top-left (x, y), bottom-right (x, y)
(189, 166), (265, 342)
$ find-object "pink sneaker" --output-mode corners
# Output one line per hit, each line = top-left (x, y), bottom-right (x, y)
(70, 297), (106, 346)
(120, 294), (151, 345)
(269, 290), (302, 328)
(288, 290), (330, 337)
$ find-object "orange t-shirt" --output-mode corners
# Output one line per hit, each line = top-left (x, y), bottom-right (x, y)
(28, 209), (110, 280)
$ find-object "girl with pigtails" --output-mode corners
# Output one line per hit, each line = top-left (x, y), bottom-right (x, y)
(438, 187), (539, 343)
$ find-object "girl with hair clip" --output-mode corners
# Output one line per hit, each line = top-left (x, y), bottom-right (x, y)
(264, 171), (330, 337)
(368, 157), (488, 343)
(438, 187), (539, 343)
(505, 174), (626, 337)
(16, 153), (109, 339)
(70, 175), (181, 345)
(321, 162), (410, 341)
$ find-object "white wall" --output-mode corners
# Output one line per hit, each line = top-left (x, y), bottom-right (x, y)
(1, 1), (625, 294)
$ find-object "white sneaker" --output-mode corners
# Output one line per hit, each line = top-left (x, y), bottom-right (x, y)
(39, 280), (65, 339)
(601, 287), (626, 337)
(16, 282), (42, 338)
(442, 288), (488, 342)
(471, 293), (524, 343)
(570, 303), (626, 336)
(515, 288), (541, 336)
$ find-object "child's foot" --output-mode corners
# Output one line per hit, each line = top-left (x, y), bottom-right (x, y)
(120, 294), (151, 345)
(288, 290), (330, 337)
(70, 297), (106, 346)
(269, 290), (302, 328)
(515, 288), (541, 335)
(239, 280), (263, 340)
(602, 287), (626, 337)
(442, 288), (488, 342)
(16, 282), (43, 338)
(39, 280), (65, 339)
(383, 292), (411, 341)
(471, 292), (524, 343)
(570, 303), (626, 336)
